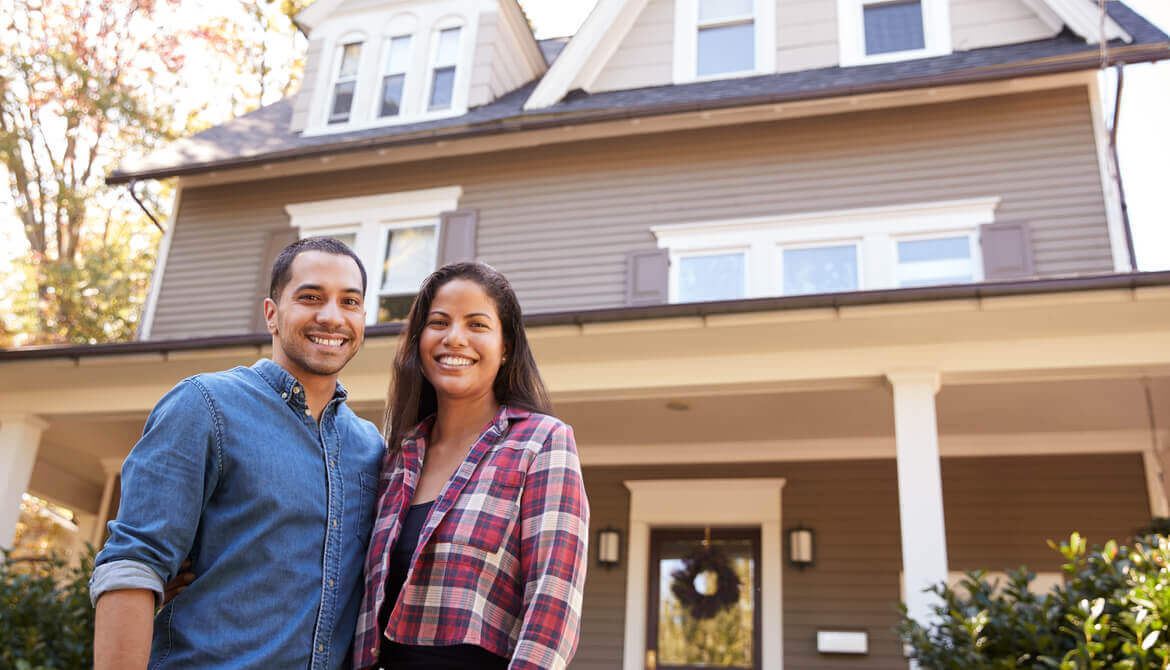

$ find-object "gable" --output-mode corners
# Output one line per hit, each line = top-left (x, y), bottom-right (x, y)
(291, 0), (544, 135)
(530, 0), (1134, 104)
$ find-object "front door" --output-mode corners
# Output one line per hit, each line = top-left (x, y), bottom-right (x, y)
(647, 527), (762, 670)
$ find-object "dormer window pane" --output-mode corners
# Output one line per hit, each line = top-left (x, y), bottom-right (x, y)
(428, 27), (461, 111)
(696, 0), (754, 77)
(697, 23), (754, 76)
(330, 42), (362, 124)
(380, 36), (411, 118)
(864, 0), (925, 55)
(699, 0), (752, 21)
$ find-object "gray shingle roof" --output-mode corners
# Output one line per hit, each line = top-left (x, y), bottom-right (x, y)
(108, 2), (1168, 184)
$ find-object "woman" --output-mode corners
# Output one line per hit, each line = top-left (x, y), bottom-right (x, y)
(352, 262), (590, 670)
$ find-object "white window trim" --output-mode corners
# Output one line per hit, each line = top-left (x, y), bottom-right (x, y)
(653, 197), (999, 302)
(326, 35), (368, 126)
(423, 19), (466, 113)
(673, 0), (776, 84)
(285, 186), (462, 324)
(303, 1), (479, 137)
(837, 0), (951, 67)
(371, 30), (417, 121)
(622, 478), (786, 670)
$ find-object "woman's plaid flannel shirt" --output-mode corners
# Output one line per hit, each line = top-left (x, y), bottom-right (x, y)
(352, 406), (590, 669)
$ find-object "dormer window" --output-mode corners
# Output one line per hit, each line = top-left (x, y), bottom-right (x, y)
(379, 35), (412, 117)
(837, 0), (950, 66)
(674, 0), (775, 83)
(329, 42), (363, 124)
(697, 0), (754, 76)
(428, 27), (461, 111)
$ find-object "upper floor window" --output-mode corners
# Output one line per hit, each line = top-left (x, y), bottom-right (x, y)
(653, 198), (998, 303)
(697, 0), (754, 76)
(837, 0), (951, 66)
(428, 27), (462, 111)
(285, 187), (463, 323)
(379, 35), (412, 118)
(329, 42), (363, 124)
(674, 0), (775, 83)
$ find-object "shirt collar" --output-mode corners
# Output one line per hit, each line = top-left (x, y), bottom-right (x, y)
(252, 358), (348, 410)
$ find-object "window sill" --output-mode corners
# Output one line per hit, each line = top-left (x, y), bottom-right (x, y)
(301, 107), (466, 138)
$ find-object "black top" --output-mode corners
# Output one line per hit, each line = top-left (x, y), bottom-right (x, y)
(378, 501), (508, 670)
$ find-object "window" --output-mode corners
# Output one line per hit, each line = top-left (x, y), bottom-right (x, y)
(428, 27), (461, 111)
(285, 187), (463, 324)
(697, 0), (755, 76)
(675, 251), (746, 303)
(837, 0), (950, 66)
(379, 35), (412, 118)
(653, 198), (998, 303)
(329, 42), (363, 124)
(674, 0), (775, 82)
(896, 234), (975, 287)
(863, 0), (925, 55)
(377, 222), (437, 321)
(780, 243), (860, 296)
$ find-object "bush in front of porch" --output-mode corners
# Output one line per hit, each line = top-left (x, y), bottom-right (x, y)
(896, 524), (1170, 669)
(0, 548), (94, 670)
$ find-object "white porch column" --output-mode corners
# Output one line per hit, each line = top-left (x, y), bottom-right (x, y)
(887, 371), (948, 631)
(92, 457), (123, 548)
(0, 413), (49, 548)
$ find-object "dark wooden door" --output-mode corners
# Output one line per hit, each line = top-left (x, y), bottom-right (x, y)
(646, 527), (762, 670)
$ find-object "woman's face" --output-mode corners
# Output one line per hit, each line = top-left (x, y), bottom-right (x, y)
(418, 278), (507, 406)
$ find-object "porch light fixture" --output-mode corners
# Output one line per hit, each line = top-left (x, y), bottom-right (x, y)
(788, 525), (815, 568)
(597, 526), (622, 568)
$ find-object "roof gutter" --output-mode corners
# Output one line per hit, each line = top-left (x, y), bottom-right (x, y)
(104, 42), (1170, 186)
(4, 271), (1170, 361)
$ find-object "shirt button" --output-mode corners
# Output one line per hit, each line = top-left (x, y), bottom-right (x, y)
(293, 386), (301, 394)
(305, 408), (312, 416)
(281, 392), (288, 399)
(332, 519), (337, 527)
(318, 644), (323, 652)
(329, 578), (334, 586)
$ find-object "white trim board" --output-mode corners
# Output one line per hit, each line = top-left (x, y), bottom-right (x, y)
(138, 185), (183, 341)
(1021, 0), (1131, 44)
(580, 430), (1158, 466)
(1086, 76), (1132, 272)
(622, 478), (786, 670)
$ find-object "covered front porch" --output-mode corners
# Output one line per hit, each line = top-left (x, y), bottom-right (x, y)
(1, 274), (1168, 668)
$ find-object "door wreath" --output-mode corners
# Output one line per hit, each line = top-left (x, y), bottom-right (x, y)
(669, 544), (741, 620)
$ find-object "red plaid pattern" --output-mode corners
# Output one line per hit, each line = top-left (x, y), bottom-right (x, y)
(353, 406), (590, 669)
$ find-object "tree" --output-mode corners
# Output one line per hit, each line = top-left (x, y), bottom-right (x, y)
(0, 0), (308, 346)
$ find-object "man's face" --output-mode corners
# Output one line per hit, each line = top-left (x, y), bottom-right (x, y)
(265, 250), (365, 382)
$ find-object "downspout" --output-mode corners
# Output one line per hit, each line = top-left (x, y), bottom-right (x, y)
(1108, 66), (1138, 271)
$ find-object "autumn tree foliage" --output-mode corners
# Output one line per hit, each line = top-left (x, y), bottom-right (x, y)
(0, 0), (308, 346)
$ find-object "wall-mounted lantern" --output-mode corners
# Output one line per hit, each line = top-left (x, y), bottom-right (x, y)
(788, 525), (815, 568)
(597, 526), (622, 568)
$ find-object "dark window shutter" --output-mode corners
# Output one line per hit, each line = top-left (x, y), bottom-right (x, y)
(979, 221), (1035, 281)
(252, 227), (301, 332)
(437, 209), (478, 266)
(626, 248), (669, 306)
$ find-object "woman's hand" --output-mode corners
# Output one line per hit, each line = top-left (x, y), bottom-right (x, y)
(163, 560), (195, 605)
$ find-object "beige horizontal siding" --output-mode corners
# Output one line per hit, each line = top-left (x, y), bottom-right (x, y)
(777, 0), (838, 73)
(150, 87), (1110, 339)
(576, 452), (1149, 669)
(952, 0), (1057, 51)
(592, 0), (674, 92)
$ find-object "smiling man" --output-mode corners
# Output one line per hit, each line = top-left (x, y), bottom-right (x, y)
(91, 237), (385, 670)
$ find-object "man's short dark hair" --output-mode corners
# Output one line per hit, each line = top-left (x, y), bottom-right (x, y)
(269, 237), (367, 302)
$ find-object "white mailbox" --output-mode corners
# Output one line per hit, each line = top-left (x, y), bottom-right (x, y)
(817, 631), (868, 654)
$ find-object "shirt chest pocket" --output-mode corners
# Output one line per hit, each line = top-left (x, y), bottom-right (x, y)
(354, 471), (378, 541)
(435, 468), (525, 553)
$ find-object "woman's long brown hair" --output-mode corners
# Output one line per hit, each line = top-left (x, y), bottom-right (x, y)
(383, 262), (552, 454)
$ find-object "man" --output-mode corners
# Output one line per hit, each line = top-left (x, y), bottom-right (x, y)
(91, 237), (385, 670)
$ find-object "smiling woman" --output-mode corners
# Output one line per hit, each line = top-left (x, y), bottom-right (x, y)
(352, 262), (589, 670)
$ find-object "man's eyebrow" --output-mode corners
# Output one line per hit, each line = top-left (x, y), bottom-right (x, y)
(294, 283), (363, 295)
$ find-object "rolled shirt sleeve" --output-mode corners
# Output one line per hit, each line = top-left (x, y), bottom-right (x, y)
(90, 379), (221, 607)
(511, 422), (590, 670)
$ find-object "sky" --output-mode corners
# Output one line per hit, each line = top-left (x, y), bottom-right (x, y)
(518, 0), (1170, 271)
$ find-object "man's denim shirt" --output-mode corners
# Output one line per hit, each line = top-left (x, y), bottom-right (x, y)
(91, 359), (384, 670)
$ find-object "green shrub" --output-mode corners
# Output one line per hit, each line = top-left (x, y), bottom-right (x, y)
(0, 547), (95, 670)
(896, 529), (1170, 669)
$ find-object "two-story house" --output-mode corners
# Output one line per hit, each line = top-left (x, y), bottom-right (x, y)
(2, 0), (1169, 666)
